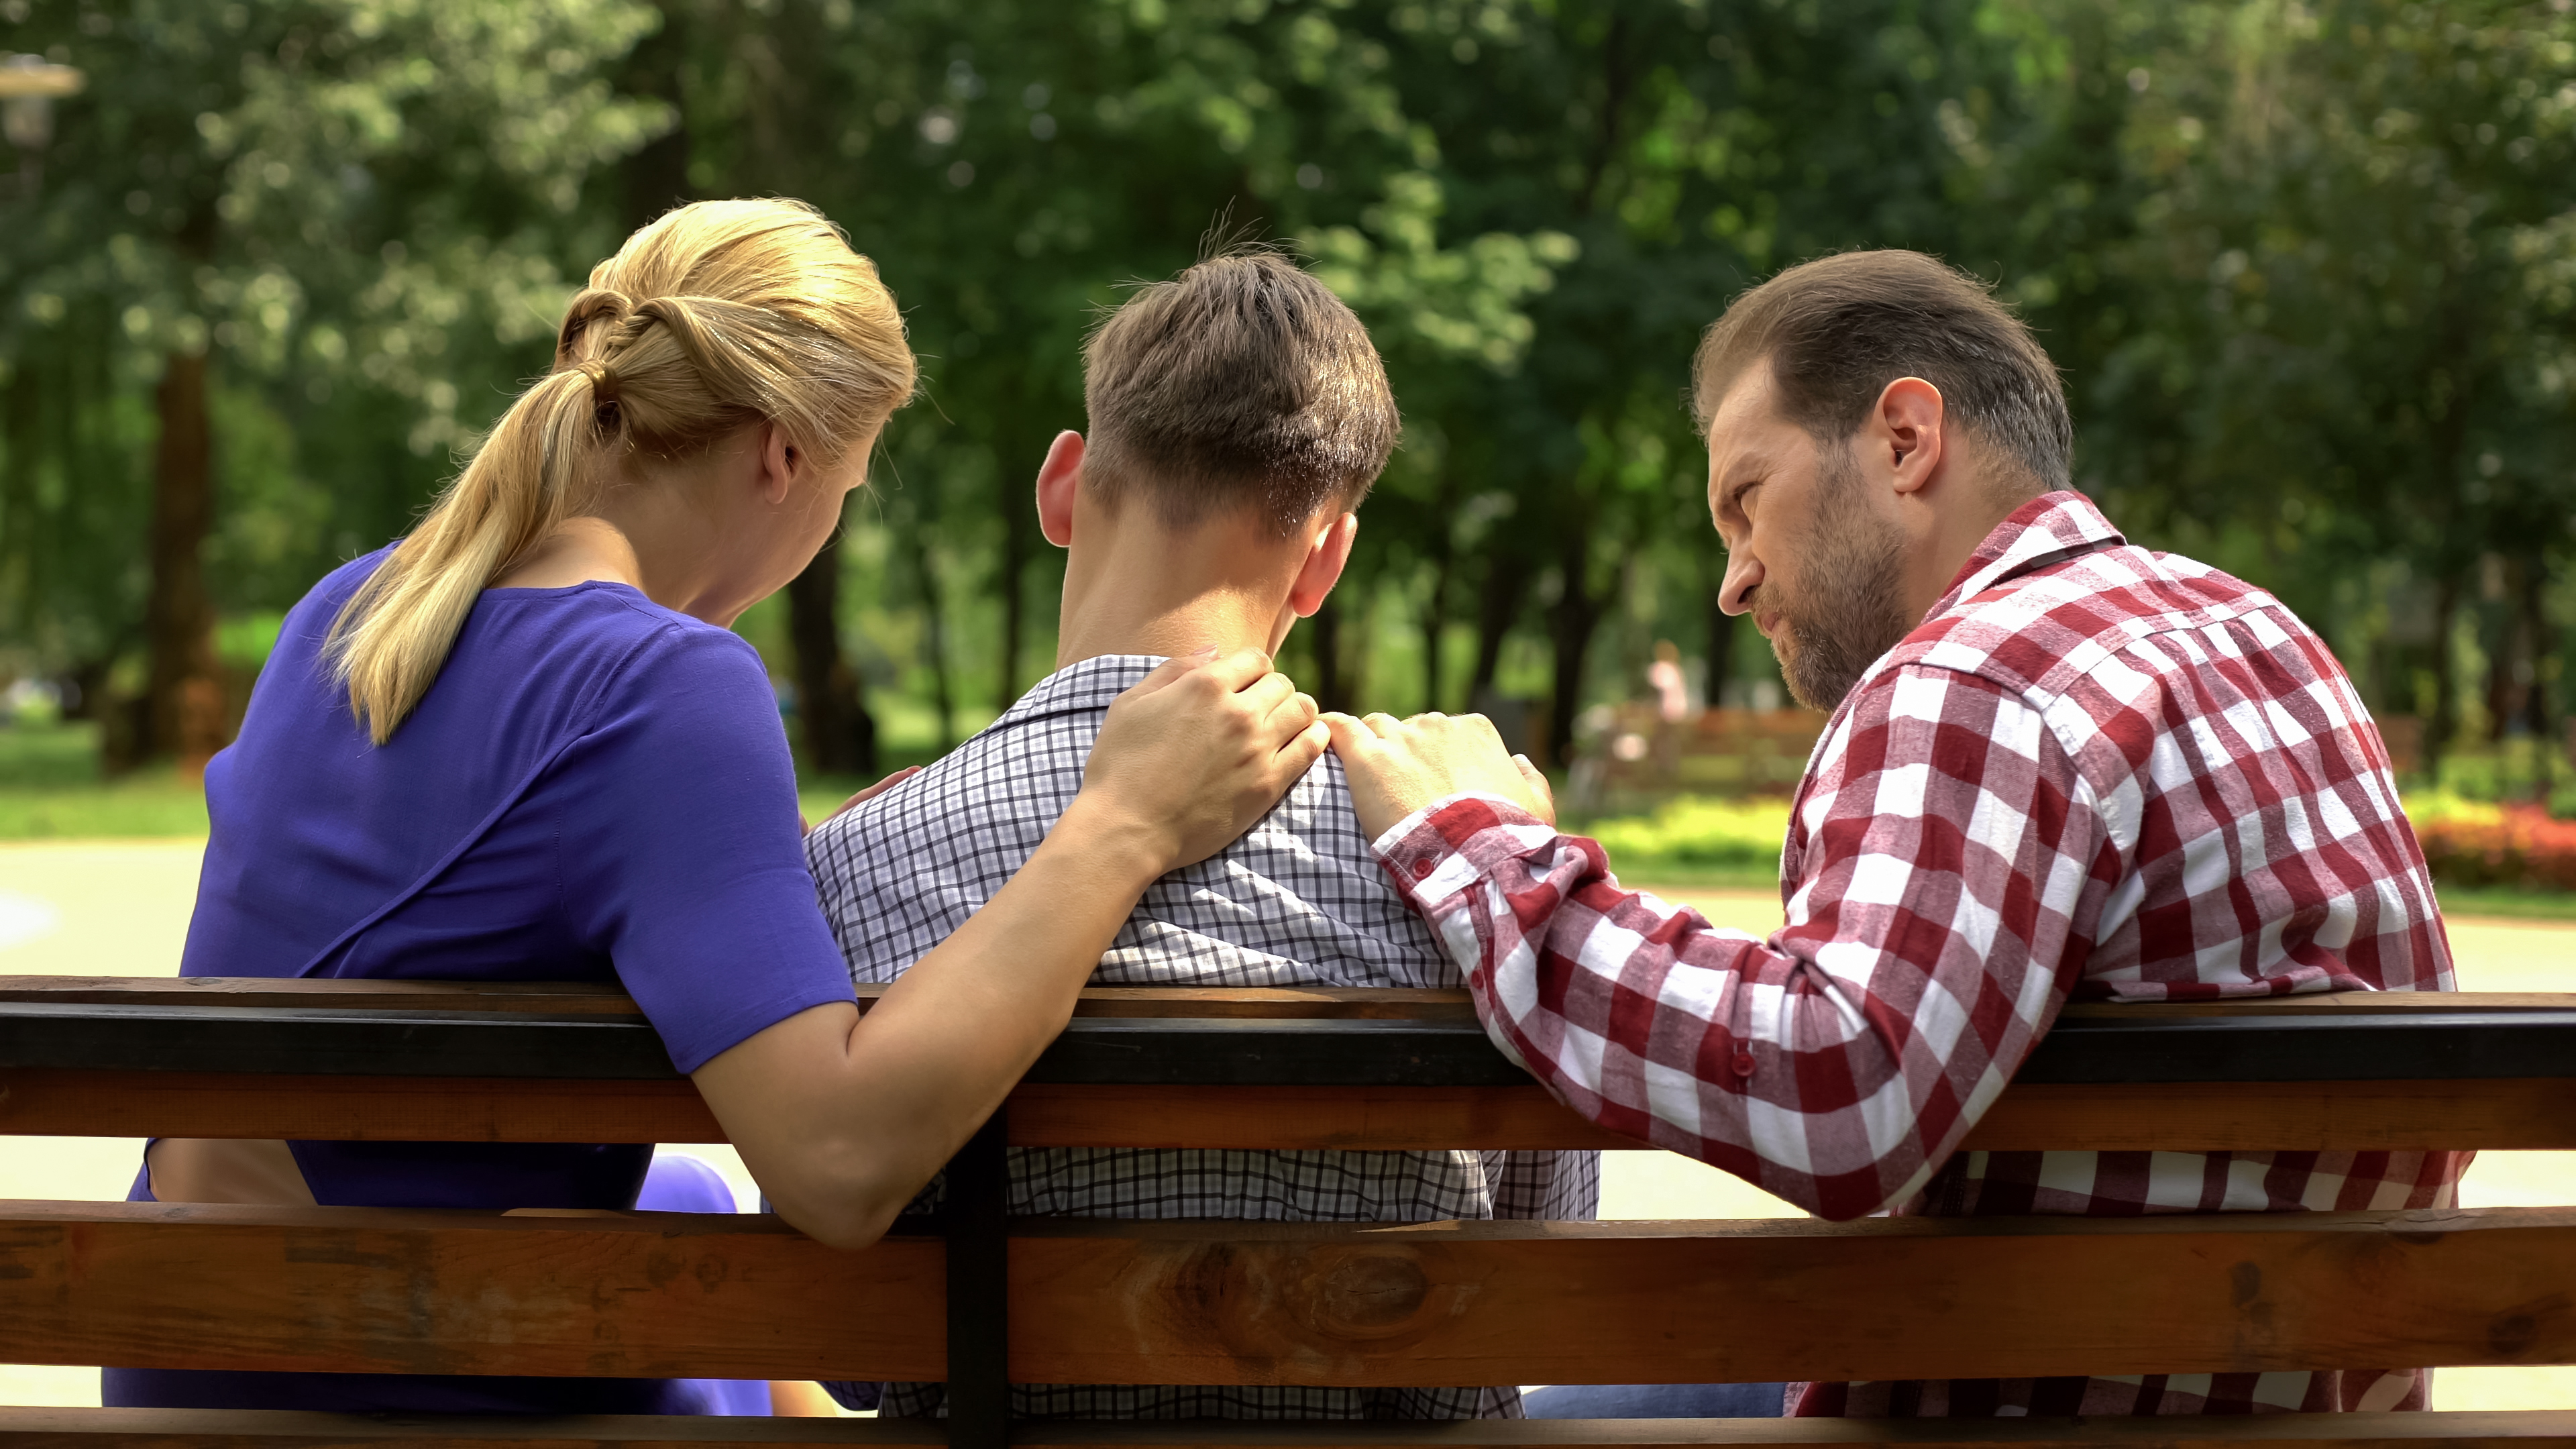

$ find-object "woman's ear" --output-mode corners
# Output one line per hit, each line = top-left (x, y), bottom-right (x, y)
(755, 423), (799, 506)
(1287, 513), (1359, 618)
(1035, 431), (1085, 547)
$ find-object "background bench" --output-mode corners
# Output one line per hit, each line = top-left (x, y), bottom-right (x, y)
(1, 977), (2573, 1446)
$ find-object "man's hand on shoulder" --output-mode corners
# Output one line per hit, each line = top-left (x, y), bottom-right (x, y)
(1322, 710), (1555, 843)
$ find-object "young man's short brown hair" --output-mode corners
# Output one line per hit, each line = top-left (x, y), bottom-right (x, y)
(1693, 250), (2072, 491)
(1081, 250), (1397, 537)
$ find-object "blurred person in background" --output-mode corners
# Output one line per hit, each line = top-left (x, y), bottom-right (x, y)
(1648, 638), (1691, 782)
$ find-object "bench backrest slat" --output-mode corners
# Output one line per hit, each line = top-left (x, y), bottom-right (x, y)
(9, 1069), (2573, 1153)
(9, 1405), (2576, 1446)
(7, 1201), (2571, 1387)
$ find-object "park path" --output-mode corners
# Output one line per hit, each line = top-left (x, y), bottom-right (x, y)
(1, 841), (2567, 1410)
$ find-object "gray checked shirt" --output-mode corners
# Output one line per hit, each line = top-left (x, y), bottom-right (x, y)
(804, 653), (1597, 1421)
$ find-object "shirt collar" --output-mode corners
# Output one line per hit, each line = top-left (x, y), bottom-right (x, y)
(1922, 489), (2125, 622)
(988, 653), (1165, 731)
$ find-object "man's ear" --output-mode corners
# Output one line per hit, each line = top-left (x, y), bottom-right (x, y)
(1287, 513), (1359, 618)
(1872, 377), (1946, 496)
(755, 422), (799, 506)
(1034, 430), (1085, 547)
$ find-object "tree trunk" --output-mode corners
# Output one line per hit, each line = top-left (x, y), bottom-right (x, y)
(616, 0), (697, 229)
(1705, 574), (1737, 708)
(915, 547), (957, 753)
(1310, 595), (1352, 714)
(2523, 559), (2555, 801)
(1467, 547), (1525, 710)
(1542, 521), (1614, 771)
(785, 529), (877, 777)
(999, 486), (1032, 703)
(142, 348), (222, 773)
(2486, 556), (2525, 752)
(1419, 543), (1452, 716)
(2427, 570), (2462, 772)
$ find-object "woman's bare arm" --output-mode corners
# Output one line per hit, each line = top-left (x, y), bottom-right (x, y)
(690, 649), (1325, 1248)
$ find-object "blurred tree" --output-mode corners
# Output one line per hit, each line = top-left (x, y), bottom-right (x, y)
(0, 0), (665, 764)
(1986, 0), (2576, 769)
(5, 0), (2573, 791)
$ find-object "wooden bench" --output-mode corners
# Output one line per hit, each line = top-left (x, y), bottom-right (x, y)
(1580, 705), (1829, 800)
(2, 975), (2573, 1446)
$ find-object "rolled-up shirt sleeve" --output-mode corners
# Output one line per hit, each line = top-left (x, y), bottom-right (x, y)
(1372, 665), (2120, 1219)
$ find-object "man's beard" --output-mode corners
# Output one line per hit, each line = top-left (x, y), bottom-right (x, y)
(1758, 457), (1913, 711)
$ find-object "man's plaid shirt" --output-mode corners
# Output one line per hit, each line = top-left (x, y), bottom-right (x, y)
(1373, 492), (2463, 1419)
(805, 653), (1597, 1421)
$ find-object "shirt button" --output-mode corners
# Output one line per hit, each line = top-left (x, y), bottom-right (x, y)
(1731, 1050), (1757, 1079)
(1409, 857), (1435, 880)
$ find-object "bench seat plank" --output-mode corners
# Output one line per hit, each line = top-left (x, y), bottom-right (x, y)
(9, 1070), (2573, 1154)
(0, 980), (1483, 1022)
(7, 978), (2571, 1020)
(2, 1409), (2573, 1447)
(5, 1203), (2571, 1387)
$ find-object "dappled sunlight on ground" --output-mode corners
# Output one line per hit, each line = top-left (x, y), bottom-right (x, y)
(0, 848), (2563, 1409)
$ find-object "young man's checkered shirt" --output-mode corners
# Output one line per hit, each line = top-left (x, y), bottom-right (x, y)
(805, 654), (1598, 1421)
(1373, 491), (2463, 1419)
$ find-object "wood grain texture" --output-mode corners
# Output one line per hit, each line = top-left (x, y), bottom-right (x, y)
(2053, 993), (2576, 1017)
(4, 1408), (2575, 1447)
(0, 978), (1476, 1020)
(1957, 1078), (2576, 1152)
(5, 978), (2567, 1020)
(1000, 1208), (2576, 1387)
(0, 1201), (943, 1381)
(0, 1069), (724, 1142)
(9, 1070), (2572, 1153)
(5, 1204), (2573, 1387)
(1002, 1085), (1638, 1150)
(0, 977), (646, 1015)
(0, 1407), (941, 1446)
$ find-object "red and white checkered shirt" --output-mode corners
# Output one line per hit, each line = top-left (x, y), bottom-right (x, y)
(1374, 491), (2464, 1418)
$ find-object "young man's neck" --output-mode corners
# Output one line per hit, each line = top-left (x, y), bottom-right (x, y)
(1053, 508), (1304, 670)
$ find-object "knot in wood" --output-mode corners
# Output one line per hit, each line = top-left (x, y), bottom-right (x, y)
(1305, 1249), (1429, 1337)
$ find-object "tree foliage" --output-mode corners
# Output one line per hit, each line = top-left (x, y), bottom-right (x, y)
(3, 0), (2574, 780)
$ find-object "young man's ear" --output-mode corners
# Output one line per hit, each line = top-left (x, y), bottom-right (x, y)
(1034, 430), (1085, 547)
(1287, 513), (1359, 618)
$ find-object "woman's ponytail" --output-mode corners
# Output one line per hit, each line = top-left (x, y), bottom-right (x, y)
(320, 200), (915, 743)
(325, 368), (602, 743)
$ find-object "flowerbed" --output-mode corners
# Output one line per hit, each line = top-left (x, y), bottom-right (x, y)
(1579, 790), (2576, 899)
(2408, 798), (2576, 893)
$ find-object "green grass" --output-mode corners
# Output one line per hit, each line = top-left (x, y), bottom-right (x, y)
(2426, 885), (2576, 923)
(12, 716), (2576, 928)
(0, 722), (211, 839)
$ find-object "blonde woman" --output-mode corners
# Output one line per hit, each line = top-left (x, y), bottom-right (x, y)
(111, 200), (1326, 1417)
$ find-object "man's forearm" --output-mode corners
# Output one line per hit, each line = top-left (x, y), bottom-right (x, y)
(1373, 794), (2047, 1221)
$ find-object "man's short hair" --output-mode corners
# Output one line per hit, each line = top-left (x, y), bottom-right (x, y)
(1692, 250), (2072, 491)
(1082, 250), (1397, 537)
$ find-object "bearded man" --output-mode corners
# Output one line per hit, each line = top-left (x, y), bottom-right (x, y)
(1326, 250), (2461, 1419)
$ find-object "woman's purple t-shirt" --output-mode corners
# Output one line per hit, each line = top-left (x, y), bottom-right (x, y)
(130, 550), (856, 1415)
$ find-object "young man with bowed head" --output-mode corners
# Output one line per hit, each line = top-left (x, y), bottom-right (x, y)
(804, 249), (1596, 1422)
(1328, 250), (2460, 1419)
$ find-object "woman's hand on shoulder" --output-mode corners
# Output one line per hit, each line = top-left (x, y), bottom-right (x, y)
(1068, 647), (1326, 877)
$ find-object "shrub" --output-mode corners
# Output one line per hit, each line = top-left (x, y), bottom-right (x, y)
(2410, 799), (2576, 893)
(1582, 795), (1792, 874)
